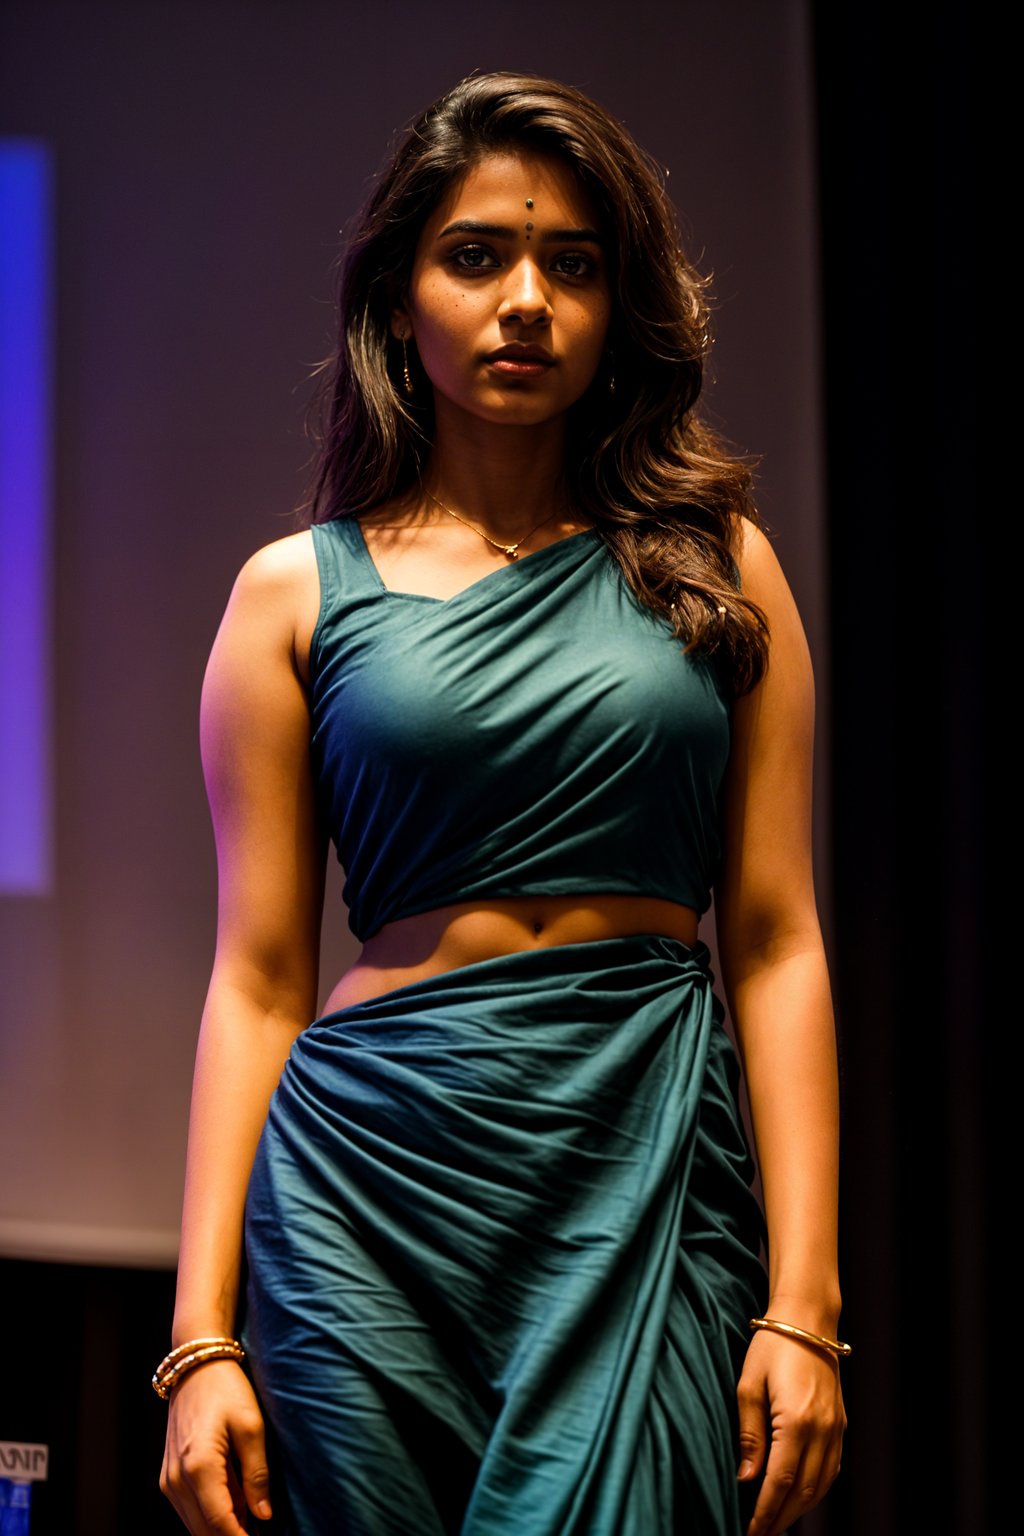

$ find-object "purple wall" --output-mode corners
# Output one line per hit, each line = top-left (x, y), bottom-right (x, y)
(0, 0), (825, 1264)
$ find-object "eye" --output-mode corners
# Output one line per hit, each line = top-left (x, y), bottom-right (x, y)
(550, 251), (598, 280)
(451, 245), (500, 272)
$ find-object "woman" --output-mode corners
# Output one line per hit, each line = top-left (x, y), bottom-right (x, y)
(158, 71), (847, 1536)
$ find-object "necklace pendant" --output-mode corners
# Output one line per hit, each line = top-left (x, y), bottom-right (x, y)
(504, 545), (520, 559)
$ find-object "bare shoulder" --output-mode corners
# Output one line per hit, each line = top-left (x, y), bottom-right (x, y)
(218, 529), (320, 666)
(732, 517), (811, 675)
(732, 518), (791, 603)
(202, 533), (318, 752)
(232, 528), (317, 603)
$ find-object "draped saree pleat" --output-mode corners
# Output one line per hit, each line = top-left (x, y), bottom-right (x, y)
(243, 935), (767, 1534)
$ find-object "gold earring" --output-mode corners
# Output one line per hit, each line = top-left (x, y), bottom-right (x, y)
(401, 335), (414, 397)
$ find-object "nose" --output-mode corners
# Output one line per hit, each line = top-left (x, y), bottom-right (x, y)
(497, 256), (553, 326)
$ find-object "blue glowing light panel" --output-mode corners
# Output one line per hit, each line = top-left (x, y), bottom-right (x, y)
(0, 142), (53, 894)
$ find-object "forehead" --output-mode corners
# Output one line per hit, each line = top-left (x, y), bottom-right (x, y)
(424, 150), (601, 233)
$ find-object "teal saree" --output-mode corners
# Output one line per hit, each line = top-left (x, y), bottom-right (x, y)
(243, 934), (766, 1534)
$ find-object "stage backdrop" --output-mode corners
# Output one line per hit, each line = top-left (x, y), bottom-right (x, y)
(0, 0), (827, 1267)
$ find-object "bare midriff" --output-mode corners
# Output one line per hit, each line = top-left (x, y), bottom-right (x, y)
(322, 894), (701, 1012)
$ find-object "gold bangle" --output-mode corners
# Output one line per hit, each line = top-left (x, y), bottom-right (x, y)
(749, 1316), (852, 1360)
(151, 1337), (246, 1400)
(154, 1336), (240, 1375)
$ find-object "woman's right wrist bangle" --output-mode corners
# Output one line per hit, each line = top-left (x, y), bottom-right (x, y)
(749, 1316), (852, 1360)
(151, 1336), (246, 1399)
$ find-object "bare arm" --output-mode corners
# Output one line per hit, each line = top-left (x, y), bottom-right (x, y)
(161, 532), (324, 1535)
(715, 521), (846, 1536)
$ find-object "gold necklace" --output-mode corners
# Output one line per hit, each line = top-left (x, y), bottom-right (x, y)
(424, 491), (561, 560)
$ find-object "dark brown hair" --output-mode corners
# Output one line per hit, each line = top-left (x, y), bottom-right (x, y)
(303, 70), (768, 691)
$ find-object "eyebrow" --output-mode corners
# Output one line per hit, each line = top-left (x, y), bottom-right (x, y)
(435, 219), (605, 246)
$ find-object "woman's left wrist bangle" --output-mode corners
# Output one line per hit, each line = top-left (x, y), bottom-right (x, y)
(749, 1315), (852, 1360)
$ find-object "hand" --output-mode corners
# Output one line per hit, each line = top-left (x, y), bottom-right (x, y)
(735, 1313), (846, 1536)
(160, 1360), (272, 1534)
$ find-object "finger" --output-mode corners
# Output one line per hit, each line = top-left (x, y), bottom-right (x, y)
(167, 1484), (250, 1536)
(232, 1413), (273, 1521)
(194, 1482), (252, 1536)
(751, 1421), (844, 1536)
(746, 1433), (806, 1536)
(162, 1471), (241, 1536)
(172, 1453), (252, 1536)
(160, 1452), (210, 1535)
(760, 1439), (827, 1536)
(735, 1372), (768, 1483)
(815, 1423), (845, 1500)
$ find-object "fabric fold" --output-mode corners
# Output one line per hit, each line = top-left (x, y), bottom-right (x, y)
(243, 935), (766, 1535)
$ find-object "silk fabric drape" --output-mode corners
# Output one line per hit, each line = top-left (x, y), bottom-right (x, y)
(243, 935), (766, 1534)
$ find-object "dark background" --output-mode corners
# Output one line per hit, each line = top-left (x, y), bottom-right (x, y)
(0, 2), (983, 1533)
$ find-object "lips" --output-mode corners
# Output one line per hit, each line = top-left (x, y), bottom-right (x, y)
(485, 344), (555, 367)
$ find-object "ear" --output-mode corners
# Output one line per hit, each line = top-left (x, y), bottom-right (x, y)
(390, 305), (411, 341)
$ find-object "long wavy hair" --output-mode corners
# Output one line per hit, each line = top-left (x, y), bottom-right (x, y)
(302, 70), (769, 692)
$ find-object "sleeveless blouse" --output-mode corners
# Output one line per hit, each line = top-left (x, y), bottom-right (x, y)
(309, 517), (731, 942)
